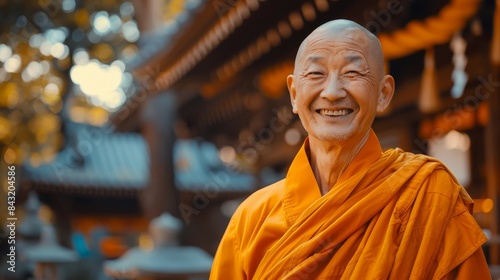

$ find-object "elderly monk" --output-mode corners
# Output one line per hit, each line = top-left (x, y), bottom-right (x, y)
(210, 19), (491, 279)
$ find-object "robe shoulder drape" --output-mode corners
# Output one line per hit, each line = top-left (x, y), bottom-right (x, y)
(210, 130), (490, 280)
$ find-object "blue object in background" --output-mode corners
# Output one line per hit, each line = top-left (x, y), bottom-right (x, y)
(72, 232), (91, 258)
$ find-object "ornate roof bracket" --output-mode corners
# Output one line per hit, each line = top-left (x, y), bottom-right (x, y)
(154, 0), (261, 91)
(379, 0), (481, 59)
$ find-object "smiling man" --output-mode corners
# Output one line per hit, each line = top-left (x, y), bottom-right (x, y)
(210, 20), (490, 279)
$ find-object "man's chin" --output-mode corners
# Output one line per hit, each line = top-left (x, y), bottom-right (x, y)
(312, 130), (355, 143)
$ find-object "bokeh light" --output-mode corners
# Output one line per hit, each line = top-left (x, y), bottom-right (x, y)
(93, 11), (112, 35)
(220, 146), (236, 163)
(284, 128), (302, 146)
(4, 55), (21, 73)
(0, 44), (13, 62)
(122, 20), (140, 42)
(0, 1), (139, 171)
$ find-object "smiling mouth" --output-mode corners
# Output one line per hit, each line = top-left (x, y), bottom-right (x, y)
(317, 109), (354, 117)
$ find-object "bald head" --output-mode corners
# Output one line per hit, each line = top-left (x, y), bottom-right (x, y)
(286, 19), (395, 146)
(294, 19), (385, 78)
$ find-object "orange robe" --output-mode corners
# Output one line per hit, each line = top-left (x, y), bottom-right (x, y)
(210, 130), (490, 279)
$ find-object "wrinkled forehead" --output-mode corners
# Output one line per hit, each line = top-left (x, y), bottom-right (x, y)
(303, 27), (372, 55)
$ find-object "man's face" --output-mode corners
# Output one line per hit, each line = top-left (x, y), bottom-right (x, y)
(288, 28), (389, 144)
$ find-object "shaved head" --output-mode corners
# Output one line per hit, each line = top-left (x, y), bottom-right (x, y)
(294, 19), (385, 78)
(287, 18), (395, 146)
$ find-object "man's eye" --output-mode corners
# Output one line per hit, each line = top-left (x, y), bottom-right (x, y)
(307, 72), (323, 77)
(345, 70), (360, 76)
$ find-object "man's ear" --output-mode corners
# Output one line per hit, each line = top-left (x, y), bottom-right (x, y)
(287, 74), (298, 114)
(376, 74), (395, 114)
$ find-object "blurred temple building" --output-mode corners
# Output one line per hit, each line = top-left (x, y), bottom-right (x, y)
(1, 0), (500, 278)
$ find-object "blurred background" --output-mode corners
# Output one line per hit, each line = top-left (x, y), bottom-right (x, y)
(0, 0), (499, 279)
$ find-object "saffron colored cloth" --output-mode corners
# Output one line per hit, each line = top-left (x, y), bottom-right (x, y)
(210, 130), (490, 280)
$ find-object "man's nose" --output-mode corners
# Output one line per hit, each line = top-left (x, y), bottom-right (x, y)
(320, 74), (346, 100)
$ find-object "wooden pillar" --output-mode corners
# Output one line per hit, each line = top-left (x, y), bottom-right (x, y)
(485, 0), (500, 264)
(140, 92), (179, 220)
(52, 194), (73, 248)
(485, 69), (500, 264)
(131, 0), (165, 35)
(34, 263), (58, 280)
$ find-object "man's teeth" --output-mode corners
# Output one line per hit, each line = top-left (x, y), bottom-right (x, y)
(319, 109), (350, 116)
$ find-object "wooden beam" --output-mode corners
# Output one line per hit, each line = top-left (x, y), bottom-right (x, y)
(485, 66), (500, 264)
(485, 0), (500, 264)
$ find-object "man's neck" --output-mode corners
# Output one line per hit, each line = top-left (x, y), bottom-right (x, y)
(308, 132), (370, 195)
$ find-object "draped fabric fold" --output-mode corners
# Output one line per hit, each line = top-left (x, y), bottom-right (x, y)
(210, 130), (489, 280)
(254, 147), (481, 279)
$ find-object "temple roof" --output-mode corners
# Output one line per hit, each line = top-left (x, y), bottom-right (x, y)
(22, 127), (257, 197)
